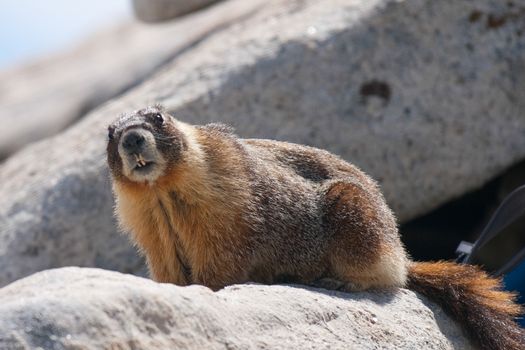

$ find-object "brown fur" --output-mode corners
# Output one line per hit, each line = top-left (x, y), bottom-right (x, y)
(107, 107), (524, 349)
(408, 261), (524, 350)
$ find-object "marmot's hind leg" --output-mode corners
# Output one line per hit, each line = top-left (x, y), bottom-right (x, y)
(320, 180), (408, 291)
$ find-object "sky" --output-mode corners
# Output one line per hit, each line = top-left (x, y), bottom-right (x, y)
(0, 0), (132, 69)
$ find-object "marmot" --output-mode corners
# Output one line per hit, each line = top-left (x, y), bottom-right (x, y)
(107, 106), (524, 350)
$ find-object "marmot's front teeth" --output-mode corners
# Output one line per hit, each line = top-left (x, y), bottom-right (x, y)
(134, 154), (147, 168)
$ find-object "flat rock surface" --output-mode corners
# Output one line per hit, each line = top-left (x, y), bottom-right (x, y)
(0, 267), (473, 350)
(1, 0), (524, 286)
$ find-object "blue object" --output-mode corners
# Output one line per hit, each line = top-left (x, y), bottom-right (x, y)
(503, 259), (525, 327)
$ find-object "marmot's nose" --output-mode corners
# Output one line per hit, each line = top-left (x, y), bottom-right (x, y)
(122, 131), (145, 154)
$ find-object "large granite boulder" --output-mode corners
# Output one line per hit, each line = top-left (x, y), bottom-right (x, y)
(0, 0), (262, 159)
(1, 0), (524, 286)
(0, 267), (473, 349)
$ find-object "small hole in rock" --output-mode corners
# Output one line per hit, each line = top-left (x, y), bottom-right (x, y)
(360, 80), (391, 104)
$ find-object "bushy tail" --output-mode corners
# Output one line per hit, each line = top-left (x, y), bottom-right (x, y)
(407, 261), (524, 350)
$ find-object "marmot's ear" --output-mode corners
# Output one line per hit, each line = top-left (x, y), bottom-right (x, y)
(153, 103), (166, 112)
(107, 125), (116, 141)
(201, 123), (236, 135)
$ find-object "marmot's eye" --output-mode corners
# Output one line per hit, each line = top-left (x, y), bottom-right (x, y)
(153, 113), (164, 125)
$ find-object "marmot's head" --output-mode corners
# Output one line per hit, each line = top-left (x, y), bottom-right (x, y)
(107, 105), (186, 183)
